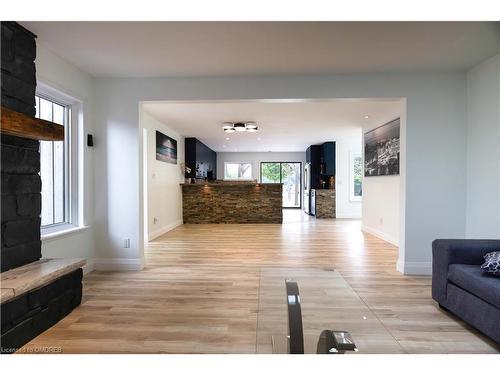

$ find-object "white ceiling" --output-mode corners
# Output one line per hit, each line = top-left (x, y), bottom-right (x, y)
(22, 22), (500, 77)
(142, 99), (402, 152)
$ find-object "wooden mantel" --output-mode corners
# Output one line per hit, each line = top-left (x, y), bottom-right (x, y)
(1, 106), (64, 141)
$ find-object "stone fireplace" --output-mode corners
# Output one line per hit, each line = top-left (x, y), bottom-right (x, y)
(1, 22), (41, 272)
(1, 22), (84, 353)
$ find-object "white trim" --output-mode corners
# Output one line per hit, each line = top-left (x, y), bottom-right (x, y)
(396, 257), (405, 274)
(361, 224), (399, 246)
(36, 83), (86, 230)
(349, 151), (363, 202)
(41, 225), (89, 242)
(400, 261), (432, 275)
(148, 220), (183, 242)
(223, 161), (253, 180)
(93, 258), (145, 271)
(335, 213), (362, 219)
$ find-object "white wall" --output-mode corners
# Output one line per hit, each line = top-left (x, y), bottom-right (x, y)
(141, 110), (185, 242)
(362, 175), (400, 246)
(335, 135), (363, 219)
(466, 54), (500, 238)
(35, 43), (95, 274)
(88, 73), (468, 274)
(361, 112), (404, 247)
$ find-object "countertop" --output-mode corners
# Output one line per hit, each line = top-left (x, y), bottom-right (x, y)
(181, 182), (282, 187)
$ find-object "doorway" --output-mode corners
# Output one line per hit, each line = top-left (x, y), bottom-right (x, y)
(261, 162), (302, 208)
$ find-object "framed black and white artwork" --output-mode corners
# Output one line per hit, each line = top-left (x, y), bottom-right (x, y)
(364, 118), (400, 176)
(156, 131), (178, 164)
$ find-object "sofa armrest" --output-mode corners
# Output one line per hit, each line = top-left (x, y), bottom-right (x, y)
(431, 239), (500, 304)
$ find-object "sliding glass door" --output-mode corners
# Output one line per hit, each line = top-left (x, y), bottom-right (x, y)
(261, 162), (302, 208)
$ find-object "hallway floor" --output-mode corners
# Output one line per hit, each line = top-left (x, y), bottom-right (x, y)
(22, 213), (499, 353)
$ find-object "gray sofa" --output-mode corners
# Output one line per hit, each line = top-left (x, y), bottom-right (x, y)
(432, 239), (500, 344)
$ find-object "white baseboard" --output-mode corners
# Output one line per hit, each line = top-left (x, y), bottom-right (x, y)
(361, 224), (399, 246)
(396, 257), (405, 274)
(148, 220), (183, 242)
(335, 213), (362, 219)
(400, 261), (432, 275)
(93, 257), (145, 271)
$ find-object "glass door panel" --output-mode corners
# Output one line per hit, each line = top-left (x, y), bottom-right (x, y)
(281, 163), (301, 208)
(261, 162), (281, 183)
(261, 162), (302, 208)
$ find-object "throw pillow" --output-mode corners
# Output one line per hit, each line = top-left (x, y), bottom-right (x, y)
(481, 251), (500, 276)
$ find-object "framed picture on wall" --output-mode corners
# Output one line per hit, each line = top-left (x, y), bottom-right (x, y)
(156, 130), (178, 164)
(364, 118), (400, 176)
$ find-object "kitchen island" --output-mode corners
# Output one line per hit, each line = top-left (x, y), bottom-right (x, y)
(181, 181), (283, 224)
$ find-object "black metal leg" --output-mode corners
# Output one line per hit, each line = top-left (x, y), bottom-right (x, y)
(285, 280), (304, 354)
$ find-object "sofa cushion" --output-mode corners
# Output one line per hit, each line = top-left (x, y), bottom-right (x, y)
(448, 264), (500, 309)
(481, 251), (500, 276)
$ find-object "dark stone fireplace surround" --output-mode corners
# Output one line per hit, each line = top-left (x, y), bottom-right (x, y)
(1, 22), (41, 272)
(1, 21), (82, 352)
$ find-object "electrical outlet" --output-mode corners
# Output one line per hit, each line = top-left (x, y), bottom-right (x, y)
(153, 217), (158, 224)
(124, 238), (130, 248)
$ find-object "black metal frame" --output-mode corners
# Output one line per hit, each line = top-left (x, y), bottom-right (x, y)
(260, 162), (302, 209)
(285, 280), (304, 354)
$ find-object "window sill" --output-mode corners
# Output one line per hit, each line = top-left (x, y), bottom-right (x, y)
(41, 225), (89, 243)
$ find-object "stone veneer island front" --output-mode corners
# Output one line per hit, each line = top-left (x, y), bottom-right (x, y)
(181, 182), (283, 224)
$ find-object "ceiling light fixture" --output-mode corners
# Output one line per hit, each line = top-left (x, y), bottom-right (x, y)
(221, 122), (259, 133)
(225, 137), (230, 140)
(364, 115), (370, 119)
(234, 122), (246, 132)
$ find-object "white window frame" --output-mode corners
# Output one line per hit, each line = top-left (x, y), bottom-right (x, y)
(223, 161), (253, 181)
(37, 82), (86, 238)
(36, 93), (71, 228)
(350, 152), (363, 202)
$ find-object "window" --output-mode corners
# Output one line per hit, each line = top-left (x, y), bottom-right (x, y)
(35, 95), (70, 227)
(261, 162), (302, 208)
(350, 153), (362, 201)
(224, 162), (252, 180)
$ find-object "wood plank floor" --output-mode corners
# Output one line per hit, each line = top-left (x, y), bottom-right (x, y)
(21, 212), (499, 353)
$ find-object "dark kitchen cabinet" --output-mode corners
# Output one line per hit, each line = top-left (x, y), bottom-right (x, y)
(185, 138), (217, 180)
(306, 142), (336, 190)
(321, 142), (336, 176)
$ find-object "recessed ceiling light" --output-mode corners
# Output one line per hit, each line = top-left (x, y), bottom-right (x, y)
(222, 122), (234, 130)
(224, 127), (235, 133)
(245, 122), (258, 129)
(225, 137), (230, 140)
(364, 115), (370, 119)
